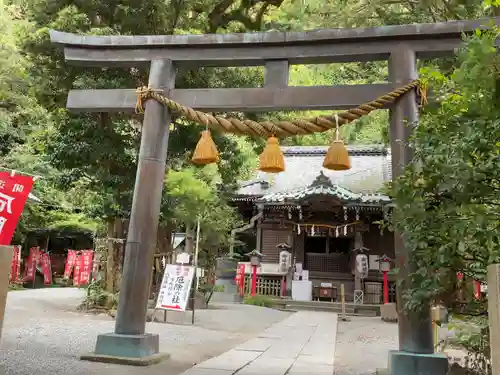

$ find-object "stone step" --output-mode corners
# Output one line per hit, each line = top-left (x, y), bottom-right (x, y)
(284, 303), (355, 314)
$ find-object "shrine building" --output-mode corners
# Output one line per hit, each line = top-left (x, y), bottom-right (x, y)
(230, 145), (396, 304)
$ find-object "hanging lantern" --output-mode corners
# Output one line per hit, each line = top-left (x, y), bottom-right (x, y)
(192, 130), (219, 165)
(259, 135), (285, 173)
(323, 115), (351, 171)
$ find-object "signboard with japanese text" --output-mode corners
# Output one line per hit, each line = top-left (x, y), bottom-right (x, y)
(156, 264), (195, 312)
(356, 254), (369, 279)
(39, 251), (52, 285)
(24, 247), (39, 282)
(0, 172), (35, 245)
(9, 245), (21, 283)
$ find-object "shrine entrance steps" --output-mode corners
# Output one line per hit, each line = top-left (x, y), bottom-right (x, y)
(271, 298), (380, 317)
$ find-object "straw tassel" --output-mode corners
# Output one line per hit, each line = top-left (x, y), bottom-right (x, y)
(259, 136), (285, 173)
(192, 130), (220, 165)
(323, 114), (351, 171)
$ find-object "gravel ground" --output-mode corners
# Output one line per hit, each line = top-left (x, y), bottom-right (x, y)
(334, 317), (398, 375)
(0, 288), (290, 375)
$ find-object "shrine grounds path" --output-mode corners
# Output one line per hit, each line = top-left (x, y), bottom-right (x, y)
(0, 288), (291, 375)
(0, 288), (407, 375)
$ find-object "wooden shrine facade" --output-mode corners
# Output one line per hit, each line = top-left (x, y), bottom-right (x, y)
(232, 145), (395, 303)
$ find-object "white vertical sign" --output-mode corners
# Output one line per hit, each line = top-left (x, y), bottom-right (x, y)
(156, 264), (195, 311)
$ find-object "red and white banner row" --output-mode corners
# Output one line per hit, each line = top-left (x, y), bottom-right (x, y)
(10, 246), (53, 285)
(64, 249), (96, 286)
(9, 247), (96, 287)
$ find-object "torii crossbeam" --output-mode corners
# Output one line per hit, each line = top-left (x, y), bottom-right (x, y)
(50, 17), (499, 374)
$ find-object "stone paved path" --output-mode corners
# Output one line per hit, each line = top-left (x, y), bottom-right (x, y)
(179, 311), (338, 375)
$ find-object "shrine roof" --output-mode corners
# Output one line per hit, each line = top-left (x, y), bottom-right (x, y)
(234, 145), (391, 204)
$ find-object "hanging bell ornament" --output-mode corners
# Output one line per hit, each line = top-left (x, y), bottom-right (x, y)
(192, 130), (219, 165)
(323, 114), (351, 171)
(259, 135), (285, 173)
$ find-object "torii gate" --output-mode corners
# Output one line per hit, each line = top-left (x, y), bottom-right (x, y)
(50, 17), (498, 374)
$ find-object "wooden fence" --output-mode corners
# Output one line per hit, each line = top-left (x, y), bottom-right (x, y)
(243, 275), (283, 297)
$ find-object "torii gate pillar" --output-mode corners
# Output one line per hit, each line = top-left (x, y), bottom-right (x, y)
(384, 45), (448, 375)
(81, 59), (175, 365)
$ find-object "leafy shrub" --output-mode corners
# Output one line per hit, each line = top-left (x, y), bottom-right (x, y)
(448, 317), (491, 375)
(243, 295), (273, 308)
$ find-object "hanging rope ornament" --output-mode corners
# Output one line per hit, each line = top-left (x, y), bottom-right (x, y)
(259, 135), (285, 173)
(191, 122), (220, 165)
(323, 114), (351, 171)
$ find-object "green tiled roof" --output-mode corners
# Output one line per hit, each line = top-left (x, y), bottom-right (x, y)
(258, 171), (390, 204)
(236, 145), (392, 204)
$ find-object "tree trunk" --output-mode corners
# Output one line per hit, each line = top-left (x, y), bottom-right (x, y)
(185, 224), (195, 254)
(105, 217), (125, 294)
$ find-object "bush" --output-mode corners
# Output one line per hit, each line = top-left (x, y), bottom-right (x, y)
(243, 295), (273, 308)
(448, 316), (491, 375)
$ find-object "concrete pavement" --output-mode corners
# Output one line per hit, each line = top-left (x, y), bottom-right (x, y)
(179, 311), (338, 375)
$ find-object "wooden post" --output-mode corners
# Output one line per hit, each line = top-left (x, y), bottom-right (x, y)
(340, 283), (347, 321)
(114, 59), (176, 335)
(488, 264), (500, 375)
(389, 46), (433, 354)
(192, 217), (200, 325)
(0, 246), (13, 340)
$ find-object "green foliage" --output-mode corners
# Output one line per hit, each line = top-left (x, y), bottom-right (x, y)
(243, 295), (273, 308)
(448, 317), (491, 375)
(81, 278), (118, 310)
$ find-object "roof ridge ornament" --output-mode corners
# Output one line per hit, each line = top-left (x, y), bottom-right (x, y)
(309, 171), (334, 188)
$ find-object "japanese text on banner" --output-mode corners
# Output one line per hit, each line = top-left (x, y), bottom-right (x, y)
(64, 250), (77, 279)
(40, 251), (53, 285)
(9, 245), (21, 283)
(78, 250), (94, 285)
(156, 265), (195, 312)
(0, 172), (35, 245)
(73, 253), (81, 286)
(24, 247), (39, 282)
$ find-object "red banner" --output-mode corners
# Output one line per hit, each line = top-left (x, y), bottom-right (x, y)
(78, 250), (94, 285)
(0, 172), (35, 245)
(64, 250), (77, 279)
(236, 264), (246, 296)
(73, 253), (81, 286)
(39, 251), (52, 285)
(10, 245), (21, 283)
(24, 246), (39, 282)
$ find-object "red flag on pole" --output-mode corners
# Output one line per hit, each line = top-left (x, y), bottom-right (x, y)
(10, 245), (21, 283)
(64, 250), (77, 279)
(0, 172), (35, 245)
(73, 253), (82, 286)
(78, 250), (94, 285)
(24, 246), (39, 282)
(39, 251), (53, 285)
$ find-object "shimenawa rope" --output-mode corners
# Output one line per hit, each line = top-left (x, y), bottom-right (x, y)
(135, 80), (425, 138)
